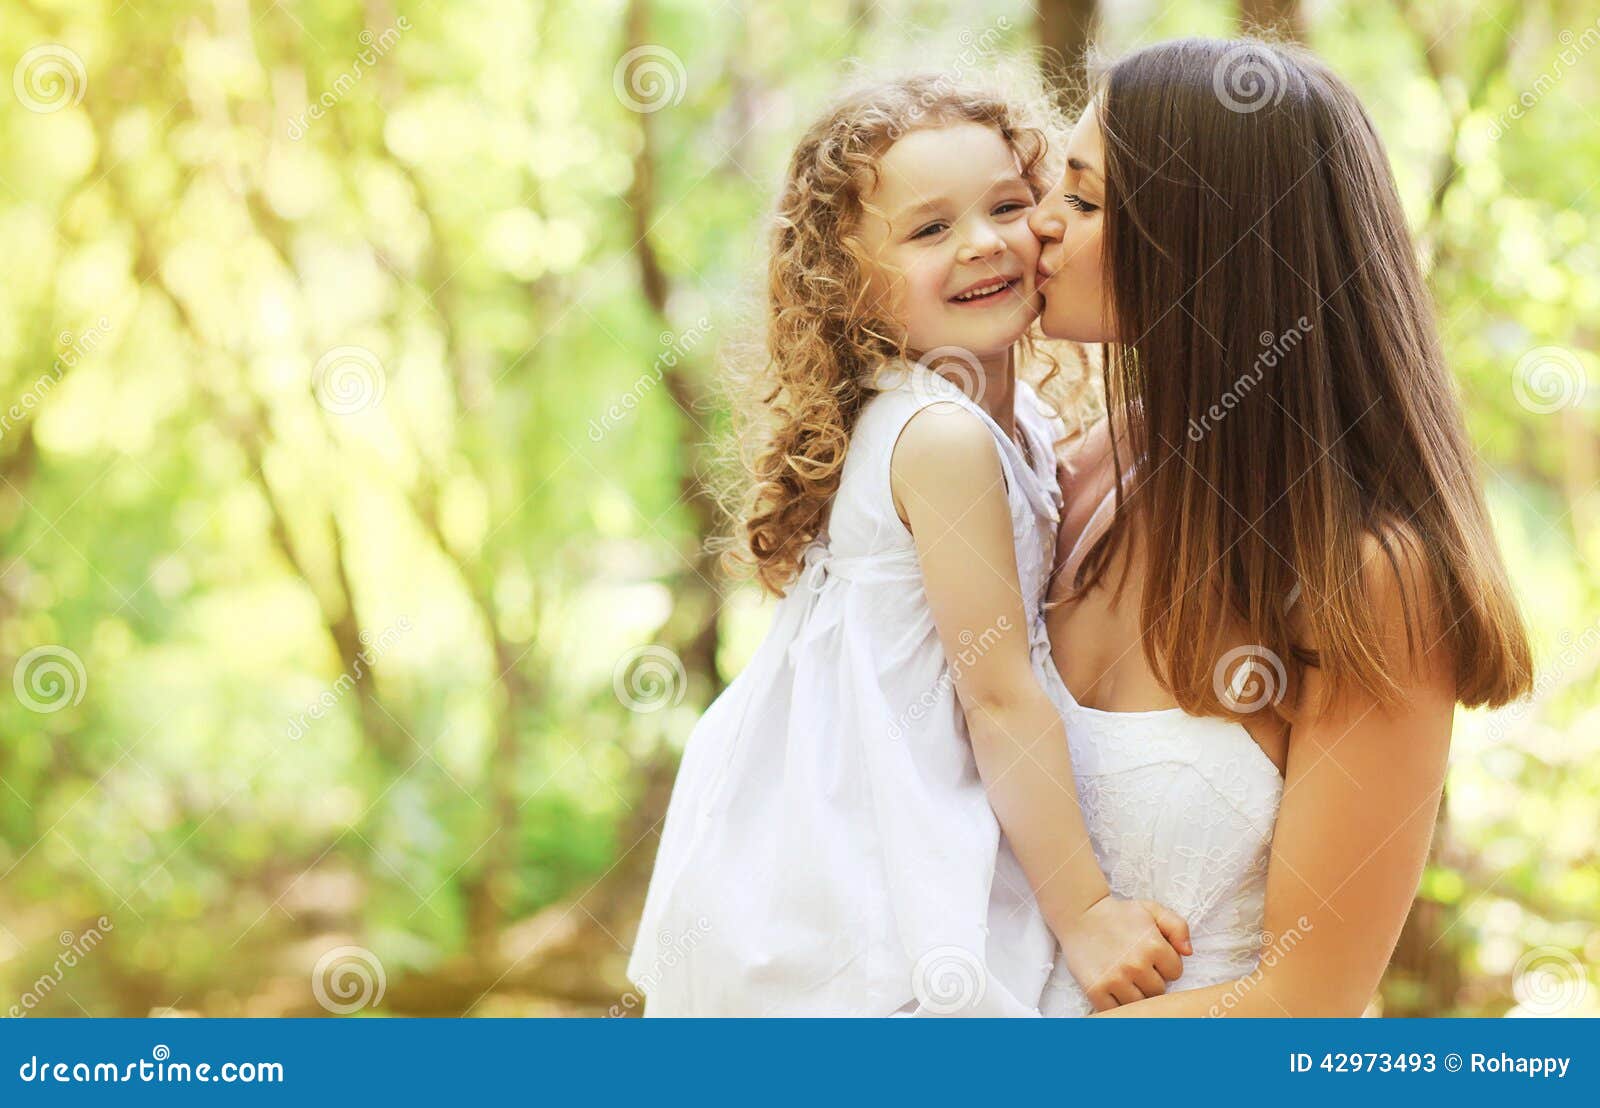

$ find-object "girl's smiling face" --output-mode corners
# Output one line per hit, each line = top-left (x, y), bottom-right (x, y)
(858, 122), (1041, 365)
(1028, 102), (1113, 342)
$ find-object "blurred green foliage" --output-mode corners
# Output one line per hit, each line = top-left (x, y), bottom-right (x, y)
(0, 0), (1594, 1016)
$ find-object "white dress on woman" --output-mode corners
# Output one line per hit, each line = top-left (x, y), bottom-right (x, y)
(1032, 486), (1286, 1016)
(628, 362), (1065, 1017)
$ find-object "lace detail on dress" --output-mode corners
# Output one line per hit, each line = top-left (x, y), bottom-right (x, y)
(1032, 661), (1284, 1017)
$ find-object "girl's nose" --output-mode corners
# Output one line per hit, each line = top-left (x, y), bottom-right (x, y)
(958, 225), (1005, 263)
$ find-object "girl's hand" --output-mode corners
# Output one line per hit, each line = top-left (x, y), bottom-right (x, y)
(1058, 894), (1192, 1011)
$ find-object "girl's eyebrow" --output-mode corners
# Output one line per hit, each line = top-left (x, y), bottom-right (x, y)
(891, 174), (1033, 223)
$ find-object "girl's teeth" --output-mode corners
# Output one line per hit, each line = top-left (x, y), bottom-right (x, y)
(956, 280), (1009, 301)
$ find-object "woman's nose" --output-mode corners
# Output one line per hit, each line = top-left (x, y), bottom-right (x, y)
(1029, 199), (1063, 243)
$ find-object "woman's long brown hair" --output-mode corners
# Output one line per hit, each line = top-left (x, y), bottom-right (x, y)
(1075, 38), (1532, 718)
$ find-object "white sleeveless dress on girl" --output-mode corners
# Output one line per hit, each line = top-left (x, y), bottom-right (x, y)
(1032, 484), (1286, 1016)
(628, 362), (1065, 1017)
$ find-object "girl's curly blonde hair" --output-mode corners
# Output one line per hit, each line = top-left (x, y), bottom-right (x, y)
(721, 73), (1078, 597)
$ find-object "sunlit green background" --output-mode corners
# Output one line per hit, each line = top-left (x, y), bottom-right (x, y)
(0, 0), (1595, 1017)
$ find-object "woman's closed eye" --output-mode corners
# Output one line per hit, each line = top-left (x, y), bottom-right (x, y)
(1064, 192), (1099, 214)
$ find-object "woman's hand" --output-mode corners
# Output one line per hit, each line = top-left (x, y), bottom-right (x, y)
(1058, 894), (1192, 1011)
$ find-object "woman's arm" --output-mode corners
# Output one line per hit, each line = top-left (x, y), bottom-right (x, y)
(1097, 538), (1456, 1017)
(892, 403), (1190, 1010)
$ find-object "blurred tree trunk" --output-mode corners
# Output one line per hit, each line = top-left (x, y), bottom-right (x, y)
(1377, 1), (1538, 1015)
(1037, 0), (1099, 111)
(1239, 0), (1306, 39)
(564, 0), (730, 959)
(1383, 792), (1463, 1015)
(623, 0), (727, 703)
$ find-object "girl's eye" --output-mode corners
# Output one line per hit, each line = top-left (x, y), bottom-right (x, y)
(911, 221), (948, 240)
(1064, 192), (1099, 214)
(993, 201), (1030, 216)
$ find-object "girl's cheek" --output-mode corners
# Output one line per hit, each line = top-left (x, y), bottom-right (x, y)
(910, 259), (947, 305)
(1011, 227), (1041, 265)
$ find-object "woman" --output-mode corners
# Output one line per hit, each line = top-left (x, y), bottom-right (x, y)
(1026, 38), (1532, 1016)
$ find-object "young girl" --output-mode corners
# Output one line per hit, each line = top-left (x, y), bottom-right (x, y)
(627, 76), (1190, 1017)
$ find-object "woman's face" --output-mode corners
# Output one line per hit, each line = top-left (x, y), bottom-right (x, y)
(1029, 103), (1114, 342)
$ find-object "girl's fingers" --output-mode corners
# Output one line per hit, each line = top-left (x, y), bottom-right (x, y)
(1143, 899), (1193, 956)
(1107, 979), (1144, 1007)
(1132, 965), (1168, 998)
(1149, 939), (1184, 982)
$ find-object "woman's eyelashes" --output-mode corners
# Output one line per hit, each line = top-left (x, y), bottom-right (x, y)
(1063, 192), (1099, 214)
(908, 200), (1033, 241)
